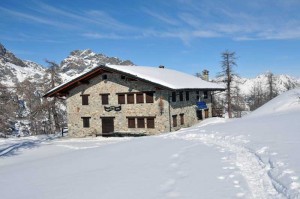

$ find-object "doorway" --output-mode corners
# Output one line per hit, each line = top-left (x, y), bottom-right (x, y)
(101, 117), (114, 136)
(196, 110), (203, 120)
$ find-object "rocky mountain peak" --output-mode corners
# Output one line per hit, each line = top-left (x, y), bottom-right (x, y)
(60, 49), (134, 76)
(0, 43), (27, 68)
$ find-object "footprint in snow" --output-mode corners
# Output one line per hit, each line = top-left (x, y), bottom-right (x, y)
(217, 176), (225, 180)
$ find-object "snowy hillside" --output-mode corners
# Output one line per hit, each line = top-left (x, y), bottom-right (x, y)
(1, 89), (299, 198)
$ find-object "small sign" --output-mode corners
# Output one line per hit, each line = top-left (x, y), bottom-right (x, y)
(104, 106), (122, 112)
(197, 101), (207, 109)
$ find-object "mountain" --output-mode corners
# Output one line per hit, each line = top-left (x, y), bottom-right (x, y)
(0, 43), (45, 86)
(60, 49), (134, 79)
(0, 44), (135, 85)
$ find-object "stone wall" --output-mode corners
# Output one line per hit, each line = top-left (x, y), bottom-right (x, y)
(66, 72), (213, 137)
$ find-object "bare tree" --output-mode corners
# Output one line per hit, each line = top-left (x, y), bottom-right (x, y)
(43, 60), (63, 133)
(0, 84), (18, 137)
(218, 50), (238, 118)
(266, 72), (277, 100)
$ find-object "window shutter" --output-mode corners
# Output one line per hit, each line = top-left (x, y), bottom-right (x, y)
(118, 94), (125, 104)
(127, 94), (134, 104)
(128, 118), (135, 128)
(147, 118), (155, 128)
(180, 114), (184, 125)
(172, 115), (177, 127)
(82, 117), (91, 128)
(101, 94), (109, 105)
(146, 92), (154, 103)
(137, 118), (145, 128)
(136, 93), (144, 103)
(81, 95), (89, 105)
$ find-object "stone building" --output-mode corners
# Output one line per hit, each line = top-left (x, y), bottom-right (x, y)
(44, 65), (225, 137)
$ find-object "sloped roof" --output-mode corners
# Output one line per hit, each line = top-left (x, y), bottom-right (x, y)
(44, 64), (225, 97)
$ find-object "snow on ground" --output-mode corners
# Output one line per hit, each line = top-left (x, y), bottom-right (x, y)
(1, 88), (300, 199)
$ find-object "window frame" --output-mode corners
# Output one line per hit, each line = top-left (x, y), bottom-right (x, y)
(180, 114), (184, 125)
(179, 91), (183, 101)
(80, 94), (90, 105)
(100, 94), (109, 105)
(186, 91), (189, 101)
(172, 92), (176, 102)
(82, 117), (91, 128)
(172, 115), (177, 127)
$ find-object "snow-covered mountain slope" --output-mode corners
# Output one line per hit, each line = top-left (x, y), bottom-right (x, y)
(237, 74), (300, 96)
(0, 44), (45, 86)
(1, 89), (299, 198)
(60, 49), (134, 80)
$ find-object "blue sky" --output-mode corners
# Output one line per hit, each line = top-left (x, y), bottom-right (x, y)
(1, 0), (300, 78)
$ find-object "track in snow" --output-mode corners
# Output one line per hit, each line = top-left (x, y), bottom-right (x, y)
(164, 129), (290, 199)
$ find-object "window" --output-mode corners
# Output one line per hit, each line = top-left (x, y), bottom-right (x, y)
(186, 91), (189, 101)
(172, 115), (177, 127)
(81, 94), (89, 105)
(128, 118), (135, 128)
(101, 94), (109, 105)
(118, 94), (125, 104)
(147, 118), (155, 128)
(204, 91), (208, 99)
(82, 117), (90, 128)
(196, 91), (200, 101)
(179, 92), (183, 101)
(136, 93), (144, 103)
(137, 118), (145, 128)
(127, 94), (134, 104)
(146, 92), (154, 103)
(121, 75), (126, 80)
(172, 92), (176, 102)
(102, 74), (107, 80)
(180, 114), (184, 125)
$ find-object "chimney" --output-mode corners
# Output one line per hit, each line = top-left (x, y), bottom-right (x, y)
(202, 69), (209, 81)
(159, 65), (165, 69)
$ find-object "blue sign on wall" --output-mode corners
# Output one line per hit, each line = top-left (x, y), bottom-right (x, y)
(197, 101), (208, 109)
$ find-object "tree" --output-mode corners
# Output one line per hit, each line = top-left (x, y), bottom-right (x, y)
(0, 84), (18, 137)
(43, 60), (64, 133)
(248, 81), (267, 111)
(218, 50), (238, 118)
(266, 71), (277, 100)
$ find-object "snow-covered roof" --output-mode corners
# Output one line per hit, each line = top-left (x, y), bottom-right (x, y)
(105, 64), (225, 90)
(44, 64), (225, 97)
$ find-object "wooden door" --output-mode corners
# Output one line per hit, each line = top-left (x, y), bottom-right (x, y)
(102, 117), (114, 136)
(204, 109), (209, 118)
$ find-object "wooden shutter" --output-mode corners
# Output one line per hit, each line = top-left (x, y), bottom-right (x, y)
(81, 94), (89, 105)
(136, 93), (144, 103)
(137, 118), (145, 128)
(127, 94), (134, 104)
(172, 115), (177, 127)
(180, 114), (184, 125)
(101, 94), (109, 105)
(128, 118), (135, 128)
(147, 118), (155, 128)
(146, 92), (154, 103)
(118, 94), (125, 104)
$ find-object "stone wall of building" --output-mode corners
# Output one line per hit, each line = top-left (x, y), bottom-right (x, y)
(66, 72), (213, 137)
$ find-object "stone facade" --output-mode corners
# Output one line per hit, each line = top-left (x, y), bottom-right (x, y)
(66, 72), (213, 137)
